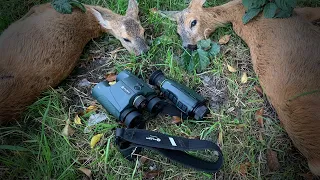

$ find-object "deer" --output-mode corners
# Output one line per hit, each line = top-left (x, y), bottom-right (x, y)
(0, 0), (148, 124)
(165, 0), (320, 176)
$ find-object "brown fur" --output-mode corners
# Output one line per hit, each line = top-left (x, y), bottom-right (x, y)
(0, 0), (148, 124)
(172, 0), (320, 175)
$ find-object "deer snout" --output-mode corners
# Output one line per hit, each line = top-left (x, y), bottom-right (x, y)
(186, 44), (197, 51)
(135, 37), (149, 55)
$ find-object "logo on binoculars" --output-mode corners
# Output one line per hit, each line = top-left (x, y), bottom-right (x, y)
(146, 135), (161, 142)
(121, 86), (131, 94)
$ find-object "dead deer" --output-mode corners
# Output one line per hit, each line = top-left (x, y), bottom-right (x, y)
(167, 0), (320, 176)
(0, 0), (148, 124)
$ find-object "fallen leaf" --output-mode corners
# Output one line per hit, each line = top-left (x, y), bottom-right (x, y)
(241, 72), (248, 84)
(61, 123), (75, 137)
(239, 164), (247, 176)
(144, 170), (161, 180)
(149, 8), (158, 13)
(78, 78), (91, 87)
(140, 156), (149, 165)
(78, 167), (92, 179)
(108, 81), (116, 86)
(255, 108), (264, 128)
(171, 116), (182, 124)
(137, 156), (149, 169)
(299, 172), (314, 180)
(258, 131), (264, 141)
(219, 35), (231, 45)
(105, 73), (117, 82)
(86, 105), (97, 113)
(266, 149), (280, 171)
(90, 134), (103, 149)
(74, 114), (82, 125)
(254, 86), (264, 97)
(227, 64), (237, 73)
(218, 131), (223, 147)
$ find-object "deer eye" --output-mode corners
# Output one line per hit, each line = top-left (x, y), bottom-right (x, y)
(191, 20), (197, 28)
(123, 38), (131, 42)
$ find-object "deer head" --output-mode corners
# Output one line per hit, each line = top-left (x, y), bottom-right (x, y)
(90, 0), (149, 55)
(165, 0), (227, 50)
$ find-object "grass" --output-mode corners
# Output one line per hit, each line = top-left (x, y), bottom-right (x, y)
(0, 0), (319, 179)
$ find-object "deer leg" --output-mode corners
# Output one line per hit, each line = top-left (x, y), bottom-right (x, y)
(295, 7), (320, 22)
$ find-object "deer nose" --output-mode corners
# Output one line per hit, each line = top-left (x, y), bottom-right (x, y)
(187, 44), (197, 51)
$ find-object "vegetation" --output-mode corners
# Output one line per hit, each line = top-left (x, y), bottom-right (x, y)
(242, 0), (297, 24)
(0, 0), (319, 179)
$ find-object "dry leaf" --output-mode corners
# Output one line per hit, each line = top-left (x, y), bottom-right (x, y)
(255, 108), (264, 128)
(105, 73), (117, 82)
(140, 156), (149, 165)
(109, 81), (116, 86)
(258, 131), (264, 141)
(299, 172), (314, 180)
(61, 124), (75, 136)
(149, 8), (158, 13)
(86, 105), (97, 113)
(227, 64), (237, 73)
(144, 170), (161, 180)
(90, 134), (103, 149)
(171, 116), (182, 124)
(218, 131), (223, 147)
(241, 72), (248, 84)
(219, 35), (231, 45)
(78, 167), (92, 179)
(74, 114), (82, 125)
(266, 149), (280, 171)
(254, 86), (264, 97)
(239, 162), (251, 176)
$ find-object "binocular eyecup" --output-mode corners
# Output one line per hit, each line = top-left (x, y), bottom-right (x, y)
(149, 70), (165, 87)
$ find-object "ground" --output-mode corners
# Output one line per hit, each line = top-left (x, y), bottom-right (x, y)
(0, 0), (320, 179)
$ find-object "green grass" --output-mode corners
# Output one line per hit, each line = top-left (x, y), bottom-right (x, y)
(1, 0), (319, 179)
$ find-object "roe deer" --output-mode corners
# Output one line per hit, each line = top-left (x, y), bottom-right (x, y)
(168, 0), (320, 176)
(0, 0), (148, 124)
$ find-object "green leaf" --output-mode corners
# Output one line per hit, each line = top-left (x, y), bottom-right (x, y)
(286, 0), (297, 8)
(0, 145), (30, 151)
(181, 50), (192, 69)
(198, 39), (211, 49)
(275, 9), (292, 18)
(51, 0), (73, 14)
(242, 0), (251, 10)
(70, 0), (86, 13)
(263, 3), (278, 18)
(255, 0), (267, 8)
(209, 42), (220, 58)
(275, 0), (293, 11)
(197, 48), (210, 71)
(187, 57), (196, 73)
(242, 8), (262, 24)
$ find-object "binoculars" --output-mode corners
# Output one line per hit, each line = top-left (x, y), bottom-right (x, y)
(92, 70), (209, 127)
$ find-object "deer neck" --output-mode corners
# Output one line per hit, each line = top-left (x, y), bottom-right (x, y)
(204, 0), (245, 26)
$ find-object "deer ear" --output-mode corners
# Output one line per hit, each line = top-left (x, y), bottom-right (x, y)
(91, 7), (111, 30)
(126, 0), (139, 19)
(159, 11), (181, 21)
(188, 0), (206, 9)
